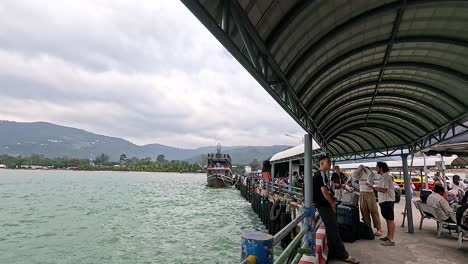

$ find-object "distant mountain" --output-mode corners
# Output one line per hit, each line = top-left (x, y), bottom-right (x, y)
(0, 121), (290, 164)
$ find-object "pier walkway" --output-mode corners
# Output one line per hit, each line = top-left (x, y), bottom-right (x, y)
(329, 198), (468, 264)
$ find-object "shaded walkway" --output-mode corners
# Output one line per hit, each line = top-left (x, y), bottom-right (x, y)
(330, 199), (468, 264)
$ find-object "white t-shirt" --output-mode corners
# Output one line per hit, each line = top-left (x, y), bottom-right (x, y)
(450, 181), (467, 197)
(377, 172), (395, 203)
(359, 173), (374, 193)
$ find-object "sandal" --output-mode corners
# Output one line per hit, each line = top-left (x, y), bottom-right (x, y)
(343, 256), (360, 263)
(374, 230), (382, 237)
(381, 240), (395, 246)
(379, 236), (389, 241)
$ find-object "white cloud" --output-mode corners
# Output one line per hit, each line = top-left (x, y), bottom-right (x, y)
(0, 0), (304, 148)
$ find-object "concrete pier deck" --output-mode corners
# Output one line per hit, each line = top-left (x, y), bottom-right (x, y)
(329, 198), (468, 264)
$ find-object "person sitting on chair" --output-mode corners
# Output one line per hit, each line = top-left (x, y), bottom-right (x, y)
(427, 185), (455, 222)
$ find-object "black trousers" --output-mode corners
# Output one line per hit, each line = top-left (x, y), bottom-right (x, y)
(317, 206), (349, 260)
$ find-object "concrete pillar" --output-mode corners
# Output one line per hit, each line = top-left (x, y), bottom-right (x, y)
(271, 163), (275, 193)
(402, 154), (414, 234)
(440, 155), (448, 193)
(423, 153), (428, 189)
(304, 134), (313, 208)
(289, 160), (293, 193)
(301, 134), (316, 262)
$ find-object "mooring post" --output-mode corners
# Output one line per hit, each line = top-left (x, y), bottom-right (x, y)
(241, 232), (273, 264)
(300, 133), (316, 264)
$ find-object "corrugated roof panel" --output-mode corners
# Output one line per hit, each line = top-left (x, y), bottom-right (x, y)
(184, 0), (468, 158)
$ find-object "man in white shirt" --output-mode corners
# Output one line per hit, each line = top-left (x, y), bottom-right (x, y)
(449, 175), (467, 201)
(368, 162), (395, 246)
(427, 184), (455, 222)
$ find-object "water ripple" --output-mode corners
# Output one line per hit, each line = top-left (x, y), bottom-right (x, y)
(0, 170), (264, 263)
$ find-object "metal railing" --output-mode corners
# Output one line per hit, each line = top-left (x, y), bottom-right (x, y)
(274, 216), (322, 264)
(238, 178), (321, 263)
(273, 212), (306, 246)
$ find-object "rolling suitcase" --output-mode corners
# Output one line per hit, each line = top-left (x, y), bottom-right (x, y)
(336, 204), (359, 242)
(336, 204), (359, 225)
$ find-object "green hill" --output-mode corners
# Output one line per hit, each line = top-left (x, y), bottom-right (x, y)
(0, 121), (290, 164)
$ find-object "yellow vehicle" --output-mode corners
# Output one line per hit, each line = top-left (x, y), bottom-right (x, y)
(392, 175), (434, 191)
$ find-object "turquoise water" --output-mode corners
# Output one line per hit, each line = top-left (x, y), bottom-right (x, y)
(0, 170), (265, 264)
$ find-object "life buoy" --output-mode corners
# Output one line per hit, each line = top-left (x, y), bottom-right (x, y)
(270, 199), (282, 221)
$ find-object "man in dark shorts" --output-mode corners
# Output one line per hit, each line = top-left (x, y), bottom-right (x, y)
(369, 161), (395, 246)
(313, 156), (359, 263)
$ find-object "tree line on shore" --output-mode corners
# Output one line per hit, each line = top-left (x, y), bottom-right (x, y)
(0, 153), (204, 173)
(0, 153), (263, 174)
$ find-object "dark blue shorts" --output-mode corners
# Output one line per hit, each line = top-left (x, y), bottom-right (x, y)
(379, 201), (394, 221)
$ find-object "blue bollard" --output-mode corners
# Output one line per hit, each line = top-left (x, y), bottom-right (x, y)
(241, 232), (273, 264)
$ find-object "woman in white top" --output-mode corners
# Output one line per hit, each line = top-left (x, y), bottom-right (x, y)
(355, 165), (382, 236)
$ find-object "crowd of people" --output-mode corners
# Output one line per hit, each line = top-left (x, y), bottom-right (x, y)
(425, 174), (468, 230)
(317, 158), (468, 263)
(273, 170), (303, 190)
(241, 158), (468, 263)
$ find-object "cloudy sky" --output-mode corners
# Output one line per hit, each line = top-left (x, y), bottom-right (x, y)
(0, 0), (304, 148)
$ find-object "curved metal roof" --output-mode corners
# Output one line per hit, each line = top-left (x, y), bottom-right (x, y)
(183, 0), (468, 159)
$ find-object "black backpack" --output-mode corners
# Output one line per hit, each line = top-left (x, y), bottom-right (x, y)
(394, 187), (401, 203)
(359, 222), (375, 240)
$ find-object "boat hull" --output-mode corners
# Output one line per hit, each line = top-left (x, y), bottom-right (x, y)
(207, 174), (233, 188)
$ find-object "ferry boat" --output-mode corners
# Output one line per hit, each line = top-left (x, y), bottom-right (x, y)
(207, 144), (233, 187)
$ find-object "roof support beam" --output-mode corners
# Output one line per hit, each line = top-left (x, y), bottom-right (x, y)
(232, 5), (261, 72)
(221, 0), (230, 32)
(365, 0), (407, 126)
(409, 113), (468, 152)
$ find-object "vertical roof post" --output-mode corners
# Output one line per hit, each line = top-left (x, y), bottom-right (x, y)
(401, 154), (414, 234)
